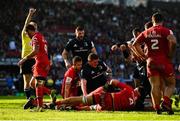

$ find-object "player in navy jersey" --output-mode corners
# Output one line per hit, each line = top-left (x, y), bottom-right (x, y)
(111, 22), (153, 110)
(62, 26), (97, 69)
(81, 53), (112, 96)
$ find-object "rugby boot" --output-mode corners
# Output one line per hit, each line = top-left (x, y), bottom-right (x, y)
(161, 99), (174, 115)
(23, 97), (34, 109)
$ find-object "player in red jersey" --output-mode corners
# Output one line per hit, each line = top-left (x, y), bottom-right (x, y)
(55, 79), (142, 111)
(61, 56), (82, 98)
(133, 13), (177, 114)
(18, 24), (56, 111)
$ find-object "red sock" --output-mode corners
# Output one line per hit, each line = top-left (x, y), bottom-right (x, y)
(32, 98), (37, 106)
(154, 104), (160, 110)
(163, 96), (171, 104)
(43, 86), (51, 95)
(56, 101), (62, 106)
(36, 86), (43, 107)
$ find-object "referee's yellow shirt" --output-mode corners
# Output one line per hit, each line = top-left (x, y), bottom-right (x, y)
(21, 31), (33, 58)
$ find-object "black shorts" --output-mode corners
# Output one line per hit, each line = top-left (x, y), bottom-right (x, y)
(20, 58), (35, 74)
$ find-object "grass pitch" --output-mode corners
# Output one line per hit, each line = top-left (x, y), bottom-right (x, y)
(0, 96), (180, 121)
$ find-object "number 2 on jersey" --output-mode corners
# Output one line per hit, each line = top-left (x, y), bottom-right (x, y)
(151, 39), (159, 50)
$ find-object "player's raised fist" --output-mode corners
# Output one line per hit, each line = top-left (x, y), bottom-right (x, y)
(29, 8), (36, 14)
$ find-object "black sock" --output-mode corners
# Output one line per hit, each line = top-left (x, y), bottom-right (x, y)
(24, 88), (31, 99)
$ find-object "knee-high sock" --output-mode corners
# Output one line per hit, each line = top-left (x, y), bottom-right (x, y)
(163, 96), (171, 105)
(43, 86), (51, 95)
(36, 86), (43, 107)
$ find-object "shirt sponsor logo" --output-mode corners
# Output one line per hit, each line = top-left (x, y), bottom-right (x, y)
(92, 72), (104, 79)
(74, 49), (88, 52)
(147, 30), (161, 38)
(65, 77), (72, 84)
(73, 44), (77, 47)
(91, 71), (95, 74)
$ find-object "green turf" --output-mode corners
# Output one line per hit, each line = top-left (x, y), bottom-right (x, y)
(0, 96), (180, 121)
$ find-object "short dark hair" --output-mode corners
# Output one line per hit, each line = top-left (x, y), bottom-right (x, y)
(144, 21), (153, 29)
(76, 25), (84, 31)
(72, 56), (82, 64)
(26, 24), (36, 31)
(152, 12), (163, 23)
(88, 53), (99, 61)
(132, 28), (141, 36)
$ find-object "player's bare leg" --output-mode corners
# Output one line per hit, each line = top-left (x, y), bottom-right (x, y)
(30, 76), (35, 89)
(163, 76), (176, 99)
(149, 76), (162, 114)
(159, 77), (165, 97)
(161, 75), (176, 114)
(55, 95), (93, 109)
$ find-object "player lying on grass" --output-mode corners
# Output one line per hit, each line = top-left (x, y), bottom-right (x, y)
(24, 79), (147, 111)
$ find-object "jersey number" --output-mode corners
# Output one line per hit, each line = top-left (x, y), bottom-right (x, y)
(151, 39), (159, 50)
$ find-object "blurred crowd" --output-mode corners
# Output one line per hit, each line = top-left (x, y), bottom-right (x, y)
(0, 0), (180, 93)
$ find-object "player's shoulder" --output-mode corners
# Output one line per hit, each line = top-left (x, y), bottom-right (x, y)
(84, 37), (92, 42)
(35, 32), (43, 37)
(67, 38), (76, 44)
(81, 63), (91, 72)
(98, 60), (108, 69)
(160, 26), (173, 35)
(159, 25), (170, 30)
(65, 67), (74, 76)
(21, 31), (28, 39)
(98, 60), (104, 65)
(33, 32), (40, 39)
(144, 26), (154, 32)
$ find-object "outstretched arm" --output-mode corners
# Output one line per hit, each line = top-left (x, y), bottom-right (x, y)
(22, 8), (36, 33)
(62, 49), (71, 69)
(64, 78), (72, 98)
(132, 41), (146, 61)
(81, 79), (88, 96)
(91, 47), (97, 54)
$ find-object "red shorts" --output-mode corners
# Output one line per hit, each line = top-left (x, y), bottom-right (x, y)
(33, 62), (50, 78)
(146, 57), (174, 78)
(93, 92), (113, 111)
